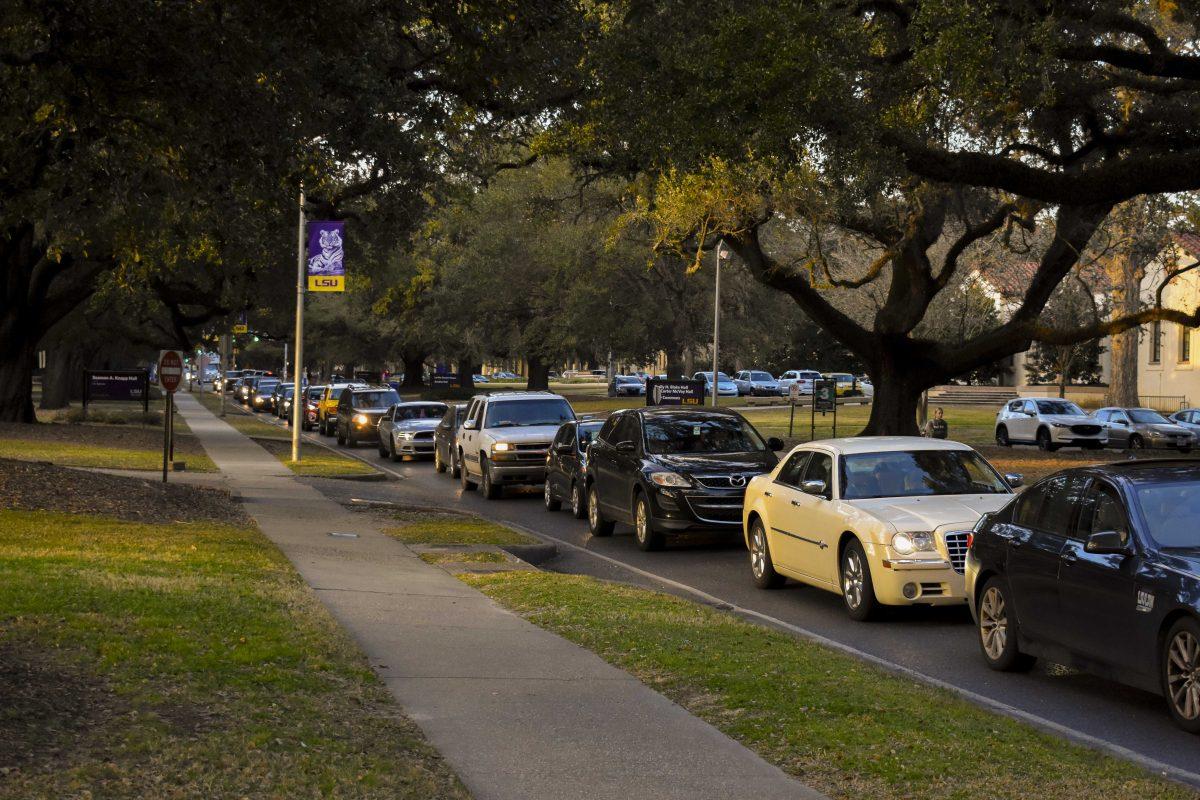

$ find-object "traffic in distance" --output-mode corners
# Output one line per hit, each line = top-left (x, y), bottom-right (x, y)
(212, 371), (1200, 730)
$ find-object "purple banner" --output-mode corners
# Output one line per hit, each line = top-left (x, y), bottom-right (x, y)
(306, 220), (345, 292)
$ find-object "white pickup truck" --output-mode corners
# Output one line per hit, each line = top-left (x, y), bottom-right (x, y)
(457, 391), (577, 499)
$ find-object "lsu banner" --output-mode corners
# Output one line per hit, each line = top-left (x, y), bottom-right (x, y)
(306, 220), (345, 292)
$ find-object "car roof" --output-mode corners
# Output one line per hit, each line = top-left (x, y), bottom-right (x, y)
(393, 400), (447, 407)
(795, 436), (976, 455)
(1073, 459), (1200, 484)
(475, 391), (566, 402)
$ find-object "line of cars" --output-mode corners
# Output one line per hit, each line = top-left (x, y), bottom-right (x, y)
(607, 369), (874, 399)
(995, 398), (1198, 452)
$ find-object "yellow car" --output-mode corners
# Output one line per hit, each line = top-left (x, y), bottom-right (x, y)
(823, 372), (860, 396)
(317, 383), (365, 436)
(741, 437), (1019, 620)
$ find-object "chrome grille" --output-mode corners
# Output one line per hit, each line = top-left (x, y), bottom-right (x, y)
(1070, 424), (1101, 436)
(944, 531), (969, 574)
(414, 431), (434, 440)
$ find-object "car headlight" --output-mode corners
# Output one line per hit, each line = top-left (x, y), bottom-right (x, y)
(891, 531), (935, 554)
(649, 471), (690, 487)
(1050, 422), (1070, 428)
(353, 413), (369, 425)
(492, 442), (513, 452)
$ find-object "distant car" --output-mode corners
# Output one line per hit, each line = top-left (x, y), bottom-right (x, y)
(335, 386), (402, 447)
(250, 378), (280, 412)
(217, 369), (243, 393)
(966, 460), (1200, 732)
(278, 387), (295, 421)
(490, 370), (520, 380)
(1095, 407), (1195, 452)
(1169, 408), (1200, 436)
(457, 391), (577, 499)
(744, 437), (1015, 619)
(377, 401), (449, 461)
(472, 374), (490, 384)
(692, 371), (739, 397)
(544, 419), (605, 519)
(585, 407), (783, 550)
(270, 382), (293, 416)
(433, 403), (468, 477)
(824, 372), (867, 397)
(301, 385), (326, 431)
(236, 375), (260, 404)
(608, 375), (646, 397)
(732, 370), (780, 397)
(994, 398), (1108, 451)
(777, 369), (821, 396)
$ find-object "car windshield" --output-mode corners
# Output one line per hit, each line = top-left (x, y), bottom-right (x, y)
(1035, 400), (1084, 415)
(485, 398), (575, 428)
(258, 381), (279, 391)
(643, 414), (766, 454)
(615, 376), (639, 384)
(751, 372), (773, 380)
(1129, 409), (1170, 424)
(394, 403), (447, 421)
(577, 421), (604, 449)
(841, 450), (1009, 500)
(1135, 482), (1200, 548)
(352, 391), (400, 409)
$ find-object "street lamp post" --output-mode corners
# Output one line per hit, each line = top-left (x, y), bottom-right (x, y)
(291, 188), (305, 463)
(711, 242), (727, 407)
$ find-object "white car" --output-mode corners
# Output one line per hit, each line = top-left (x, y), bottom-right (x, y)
(457, 391), (577, 499)
(777, 369), (822, 396)
(994, 398), (1108, 451)
(741, 437), (1018, 620)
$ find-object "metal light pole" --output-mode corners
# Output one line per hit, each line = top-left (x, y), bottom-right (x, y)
(291, 189), (306, 463)
(219, 334), (228, 417)
(711, 242), (727, 407)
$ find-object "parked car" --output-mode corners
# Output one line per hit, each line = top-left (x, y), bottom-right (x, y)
(544, 419), (606, 519)
(1169, 408), (1200, 436)
(585, 407), (783, 550)
(966, 460), (1200, 732)
(269, 382), (293, 416)
(249, 378), (280, 412)
(490, 370), (521, 380)
(458, 391), (577, 499)
(732, 370), (780, 397)
(335, 386), (402, 446)
(278, 386), (295, 421)
(692, 371), (739, 397)
(236, 375), (260, 405)
(608, 375), (646, 397)
(433, 403), (468, 477)
(1095, 407), (1195, 452)
(824, 372), (868, 397)
(217, 370), (244, 393)
(318, 383), (365, 435)
(377, 401), (449, 461)
(301, 385), (326, 431)
(777, 369), (822, 396)
(994, 398), (1108, 451)
(743, 437), (1016, 619)
(472, 374), (490, 384)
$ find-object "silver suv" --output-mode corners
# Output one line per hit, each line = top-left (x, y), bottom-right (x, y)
(994, 398), (1107, 451)
(457, 392), (577, 499)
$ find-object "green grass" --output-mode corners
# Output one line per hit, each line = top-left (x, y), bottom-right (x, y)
(465, 571), (1192, 800)
(280, 449), (381, 477)
(419, 551), (509, 565)
(0, 510), (467, 799)
(0, 438), (217, 472)
(385, 513), (537, 546)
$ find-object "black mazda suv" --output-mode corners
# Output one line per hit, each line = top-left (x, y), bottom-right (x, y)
(585, 407), (782, 551)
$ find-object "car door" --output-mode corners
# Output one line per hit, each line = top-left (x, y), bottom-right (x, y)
(1002, 475), (1085, 641)
(1008, 399), (1034, 441)
(1056, 479), (1142, 670)
(762, 451), (810, 572)
(460, 399), (483, 471)
(589, 415), (620, 509)
(607, 414), (643, 520)
(773, 450), (841, 586)
(548, 425), (572, 496)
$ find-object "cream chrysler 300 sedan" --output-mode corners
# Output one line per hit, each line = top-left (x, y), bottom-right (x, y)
(742, 437), (1019, 620)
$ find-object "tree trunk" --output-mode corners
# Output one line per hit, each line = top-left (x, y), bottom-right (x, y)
(457, 360), (480, 391)
(527, 355), (550, 390)
(664, 345), (685, 379)
(0, 334), (37, 423)
(401, 351), (427, 389)
(1105, 246), (1145, 406)
(40, 346), (85, 409)
(860, 347), (937, 436)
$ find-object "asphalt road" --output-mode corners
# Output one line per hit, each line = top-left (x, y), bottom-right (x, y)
(223, 403), (1200, 787)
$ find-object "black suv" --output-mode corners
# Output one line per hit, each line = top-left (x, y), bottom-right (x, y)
(335, 386), (401, 446)
(585, 407), (783, 550)
(544, 419), (605, 519)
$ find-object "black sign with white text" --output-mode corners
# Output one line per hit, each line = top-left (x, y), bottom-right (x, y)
(646, 379), (705, 406)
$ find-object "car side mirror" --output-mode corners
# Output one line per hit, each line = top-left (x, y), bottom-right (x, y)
(801, 479), (828, 498)
(462, 419), (477, 430)
(1113, 419), (1127, 425)
(554, 443), (573, 454)
(616, 441), (637, 453)
(1085, 530), (1130, 555)
(767, 436), (785, 452)
(1004, 472), (1023, 488)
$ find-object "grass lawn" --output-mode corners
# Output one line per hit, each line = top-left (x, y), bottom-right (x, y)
(385, 512), (538, 547)
(465, 571), (1192, 800)
(418, 551), (509, 565)
(0, 427), (217, 472)
(0, 510), (467, 799)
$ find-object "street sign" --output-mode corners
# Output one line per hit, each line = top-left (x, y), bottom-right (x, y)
(788, 382), (800, 403)
(158, 350), (184, 393)
(233, 311), (248, 335)
(646, 379), (705, 406)
(814, 379), (836, 412)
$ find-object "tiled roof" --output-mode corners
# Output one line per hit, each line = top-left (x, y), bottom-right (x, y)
(974, 259), (1111, 301)
(1173, 231), (1200, 258)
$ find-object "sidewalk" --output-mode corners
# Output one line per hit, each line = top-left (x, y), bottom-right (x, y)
(174, 392), (824, 800)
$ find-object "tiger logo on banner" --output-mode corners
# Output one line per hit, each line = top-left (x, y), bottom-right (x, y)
(307, 221), (345, 292)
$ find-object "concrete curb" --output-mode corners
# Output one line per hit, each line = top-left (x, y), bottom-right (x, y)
(499, 542), (558, 565)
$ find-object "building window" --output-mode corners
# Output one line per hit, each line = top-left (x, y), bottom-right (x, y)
(1182, 324), (1192, 364)
(1151, 320), (1162, 364)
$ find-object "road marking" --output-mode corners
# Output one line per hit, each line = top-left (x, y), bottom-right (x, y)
(498, 519), (1200, 790)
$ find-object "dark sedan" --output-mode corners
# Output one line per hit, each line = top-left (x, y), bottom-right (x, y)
(966, 460), (1200, 731)
(544, 419), (605, 519)
(434, 403), (467, 477)
(585, 407), (783, 551)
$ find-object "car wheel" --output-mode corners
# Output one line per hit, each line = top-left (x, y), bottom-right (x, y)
(480, 457), (500, 499)
(389, 438), (400, 462)
(748, 517), (785, 589)
(587, 485), (614, 537)
(544, 477), (561, 511)
(1163, 617), (1200, 733)
(995, 425), (1010, 447)
(1036, 427), (1058, 452)
(434, 447), (447, 473)
(570, 480), (587, 520)
(459, 451), (476, 491)
(840, 539), (879, 621)
(450, 449), (461, 480)
(1130, 434), (1145, 450)
(977, 577), (1037, 672)
(633, 493), (665, 551)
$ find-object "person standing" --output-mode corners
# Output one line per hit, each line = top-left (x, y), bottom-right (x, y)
(923, 406), (948, 439)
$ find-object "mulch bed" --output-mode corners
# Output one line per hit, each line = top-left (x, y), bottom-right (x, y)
(0, 458), (248, 526)
(0, 421), (208, 457)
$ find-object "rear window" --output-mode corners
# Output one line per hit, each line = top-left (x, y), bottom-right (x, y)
(484, 398), (575, 428)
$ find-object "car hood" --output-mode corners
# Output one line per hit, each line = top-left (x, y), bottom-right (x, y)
(394, 419), (439, 432)
(1041, 414), (1100, 425)
(848, 494), (1012, 531)
(1140, 423), (1192, 435)
(484, 425), (562, 442)
(649, 450), (778, 475)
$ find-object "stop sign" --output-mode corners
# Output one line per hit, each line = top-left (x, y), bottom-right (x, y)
(158, 350), (183, 393)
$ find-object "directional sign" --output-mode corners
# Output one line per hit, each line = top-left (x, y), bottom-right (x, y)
(158, 350), (184, 393)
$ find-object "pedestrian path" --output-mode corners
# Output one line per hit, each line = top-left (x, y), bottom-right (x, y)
(173, 392), (824, 800)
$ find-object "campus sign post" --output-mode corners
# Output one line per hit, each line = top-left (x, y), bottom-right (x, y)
(157, 349), (184, 483)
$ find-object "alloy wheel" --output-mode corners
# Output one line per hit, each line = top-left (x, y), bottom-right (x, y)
(571, 483), (583, 516)
(1168, 631), (1200, 721)
(588, 489), (599, 528)
(842, 551), (864, 609)
(750, 524), (767, 580)
(635, 500), (649, 544)
(979, 586), (1008, 661)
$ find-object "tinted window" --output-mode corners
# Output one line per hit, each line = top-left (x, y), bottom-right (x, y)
(1008, 401), (1023, 412)
(1135, 481), (1200, 548)
(1094, 409), (1110, 422)
(1077, 484), (1129, 541)
(394, 403), (447, 421)
(840, 450), (1009, 500)
(1034, 400), (1084, 415)
(598, 416), (618, 443)
(1023, 400), (1038, 415)
(484, 398), (575, 428)
(802, 453), (833, 496)
(643, 413), (766, 455)
(1129, 409), (1170, 424)
(613, 415), (640, 445)
(775, 452), (810, 488)
(1014, 481), (1048, 528)
(1031, 476), (1087, 534)
(751, 372), (772, 380)
(577, 421), (603, 449)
